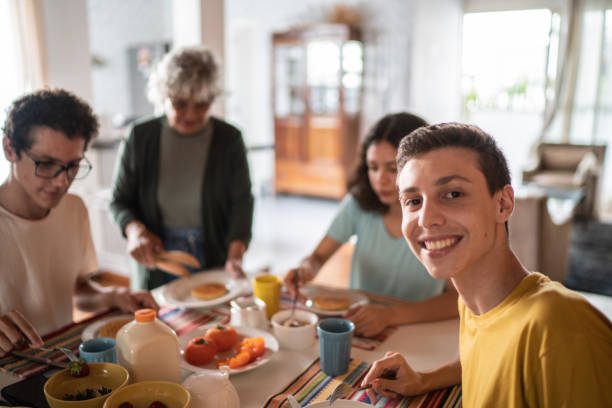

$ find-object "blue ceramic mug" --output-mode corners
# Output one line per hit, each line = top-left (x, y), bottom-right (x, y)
(78, 337), (117, 363)
(317, 318), (354, 377)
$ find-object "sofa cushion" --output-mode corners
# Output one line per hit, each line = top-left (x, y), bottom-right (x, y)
(540, 146), (592, 170)
(530, 170), (577, 188)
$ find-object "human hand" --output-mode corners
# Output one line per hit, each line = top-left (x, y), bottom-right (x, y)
(111, 287), (159, 313)
(362, 352), (424, 403)
(125, 221), (163, 269)
(225, 258), (246, 279)
(283, 261), (316, 296)
(344, 304), (390, 338)
(0, 310), (43, 357)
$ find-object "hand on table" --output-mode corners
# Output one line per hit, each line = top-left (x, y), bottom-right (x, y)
(0, 310), (43, 357)
(111, 287), (159, 313)
(344, 304), (391, 338)
(125, 221), (163, 269)
(362, 352), (424, 404)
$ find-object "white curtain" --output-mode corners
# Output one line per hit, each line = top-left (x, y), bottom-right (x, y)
(12, 0), (48, 90)
(538, 0), (612, 214)
(0, 0), (47, 182)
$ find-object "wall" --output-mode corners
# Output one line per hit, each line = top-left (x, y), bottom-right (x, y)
(409, 0), (463, 122)
(87, 0), (173, 127)
(40, 0), (93, 102)
(224, 0), (462, 146)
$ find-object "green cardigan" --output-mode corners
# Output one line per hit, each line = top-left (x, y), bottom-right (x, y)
(109, 115), (254, 290)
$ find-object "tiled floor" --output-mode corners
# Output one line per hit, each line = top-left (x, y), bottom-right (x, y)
(243, 193), (340, 276)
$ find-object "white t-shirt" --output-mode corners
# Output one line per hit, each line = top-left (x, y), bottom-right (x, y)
(0, 193), (98, 335)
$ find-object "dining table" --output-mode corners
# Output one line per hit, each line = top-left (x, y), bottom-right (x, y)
(0, 277), (460, 407)
(1, 274), (610, 408)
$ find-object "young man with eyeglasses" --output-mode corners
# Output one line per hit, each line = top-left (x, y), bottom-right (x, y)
(0, 89), (158, 357)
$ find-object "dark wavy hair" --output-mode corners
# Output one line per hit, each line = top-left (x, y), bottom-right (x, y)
(348, 112), (428, 213)
(397, 122), (511, 195)
(2, 88), (99, 157)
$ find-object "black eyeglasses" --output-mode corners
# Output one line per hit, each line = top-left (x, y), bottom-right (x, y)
(23, 150), (93, 180)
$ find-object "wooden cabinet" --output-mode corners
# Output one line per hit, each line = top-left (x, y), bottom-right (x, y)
(272, 24), (363, 199)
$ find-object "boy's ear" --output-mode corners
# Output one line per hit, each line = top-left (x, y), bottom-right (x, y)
(495, 184), (514, 224)
(2, 137), (17, 162)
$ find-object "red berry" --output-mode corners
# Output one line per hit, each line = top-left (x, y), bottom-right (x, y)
(68, 360), (90, 377)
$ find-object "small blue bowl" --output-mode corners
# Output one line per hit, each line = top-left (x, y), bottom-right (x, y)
(79, 337), (117, 363)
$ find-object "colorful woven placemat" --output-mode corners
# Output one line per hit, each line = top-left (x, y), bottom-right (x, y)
(0, 305), (224, 379)
(263, 357), (462, 408)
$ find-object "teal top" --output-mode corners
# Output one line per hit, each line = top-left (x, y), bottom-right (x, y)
(327, 195), (444, 300)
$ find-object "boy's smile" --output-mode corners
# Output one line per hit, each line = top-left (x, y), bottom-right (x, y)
(398, 147), (509, 281)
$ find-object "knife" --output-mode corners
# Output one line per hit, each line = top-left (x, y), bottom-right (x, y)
(9, 351), (68, 368)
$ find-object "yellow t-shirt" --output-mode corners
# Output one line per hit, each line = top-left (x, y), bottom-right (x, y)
(459, 272), (612, 407)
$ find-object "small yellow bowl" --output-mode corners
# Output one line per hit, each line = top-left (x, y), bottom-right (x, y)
(44, 362), (129, 408)
(102, 381), (191, 408)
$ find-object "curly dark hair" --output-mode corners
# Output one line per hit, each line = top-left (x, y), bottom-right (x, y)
(348, 112), (428, 214)
(2, 88), (99, 157)
(397, 122), (511, 196)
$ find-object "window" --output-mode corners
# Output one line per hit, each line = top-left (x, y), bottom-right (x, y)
(461, 9), (559, 183)
(0, 0), (24, 181)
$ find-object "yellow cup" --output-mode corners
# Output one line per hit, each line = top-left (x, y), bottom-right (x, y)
(253, 274), (281, 319)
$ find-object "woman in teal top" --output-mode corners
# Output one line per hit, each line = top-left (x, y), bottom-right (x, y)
(284, 113), (458, 337)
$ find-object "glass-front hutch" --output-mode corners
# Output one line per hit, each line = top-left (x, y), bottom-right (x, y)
(273, 24), (363, 199)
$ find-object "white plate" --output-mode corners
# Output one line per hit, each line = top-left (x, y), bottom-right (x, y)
(160, 269), (251, 309)
(301, 286), (369, 316)
(81, 314), (133, 341)
(178, 323), (279, 375)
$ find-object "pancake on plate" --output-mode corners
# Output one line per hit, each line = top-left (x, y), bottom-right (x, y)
(312, 295), (351, 311)
(98, 318), (132, 338)
(191, 282), (229, 300)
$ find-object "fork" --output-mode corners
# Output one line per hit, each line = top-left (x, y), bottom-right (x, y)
(328, 383), (372, 405)
(328, 368), (397, 405)
(38, 346), (79, 362)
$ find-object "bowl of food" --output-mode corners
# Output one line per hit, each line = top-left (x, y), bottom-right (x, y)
(44, 362), (129, 408)
(102, 381), (191, 408)
(271, 309), (318, 350)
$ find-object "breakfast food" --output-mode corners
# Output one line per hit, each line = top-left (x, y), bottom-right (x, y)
(68, 360), (90, 377)
(204, 325), (238, 352)
(217, 336), (266, 369)
(281, 319), (309, 327)
(312, 295), (350, 311)
(155, 259), (190, 277)
(99, 318), (132, 338)
(63, 386), (112, 401)
(184, 337), (217, 365)
(159, 250), (201, 268)
(191, 282), (229, 300)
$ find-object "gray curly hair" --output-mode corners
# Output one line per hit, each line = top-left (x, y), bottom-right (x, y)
(147, 46), (221, 109)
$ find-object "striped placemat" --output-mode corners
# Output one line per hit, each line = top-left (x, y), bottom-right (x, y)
(280, 291), (397, 351)
(263, 358), (462, 408)
(0, 306), (225, 379)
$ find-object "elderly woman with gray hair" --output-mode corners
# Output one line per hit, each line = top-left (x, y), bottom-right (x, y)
(110, 46), (254, 290)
